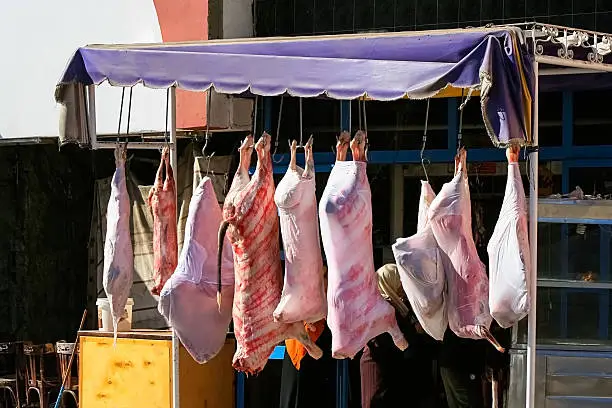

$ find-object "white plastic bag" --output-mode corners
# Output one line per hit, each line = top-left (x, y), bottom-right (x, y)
(392, 181), (447, 340)
(487, 162), (531, 328)
(158, 177), (234, 363)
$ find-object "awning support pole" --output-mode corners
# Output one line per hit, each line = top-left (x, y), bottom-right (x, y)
(526, 60), (539, 408)
(86, 84), (181, 408)
(169, 86), (180, 408)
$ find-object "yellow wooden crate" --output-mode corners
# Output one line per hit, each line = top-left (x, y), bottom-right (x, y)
(79, 331), (235, 408)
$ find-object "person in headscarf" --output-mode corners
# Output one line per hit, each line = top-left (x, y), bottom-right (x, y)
(360, 264), (439, 408)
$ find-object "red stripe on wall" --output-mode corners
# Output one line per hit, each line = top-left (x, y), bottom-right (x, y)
(153, 0), (209, 129)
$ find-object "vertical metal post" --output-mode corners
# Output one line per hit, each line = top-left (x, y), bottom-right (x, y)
(560, 91), (572, 338)
(526, 61), (539, 408)
(169, 86), (180, 408)
(264, 97), (273, 134)
(336, 99), (351, 408)
(87, 85), (97, 146)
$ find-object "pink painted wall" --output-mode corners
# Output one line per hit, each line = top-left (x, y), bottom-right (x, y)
(153, 0), (209, 129)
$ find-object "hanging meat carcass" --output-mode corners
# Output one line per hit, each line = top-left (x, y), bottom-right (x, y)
(487, 145), (531, 328)
(319, 131), (408, 359)
(218, 134), (322, 374)
(103, 144), (134, 340)
(158, 176), (234, 363)
(392, 180), (448, 341)
(428, 148), (503, 351)
(273, 137), (326, 324)
(148, 146), (178, 295)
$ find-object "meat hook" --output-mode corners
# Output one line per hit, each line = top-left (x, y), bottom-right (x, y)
(298, 97), (304, 148)
(272, 95), (285, 164)
(361, 97), (369, 160)
(420, 98), (431, 183)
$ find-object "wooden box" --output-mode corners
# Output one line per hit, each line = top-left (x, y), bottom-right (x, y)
(79, 331), (235, 408)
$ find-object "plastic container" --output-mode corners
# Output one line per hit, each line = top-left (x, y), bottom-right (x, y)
(96, 298), (134, 332)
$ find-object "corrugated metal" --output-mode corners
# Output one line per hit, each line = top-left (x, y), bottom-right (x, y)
(509, 348), (612, 408)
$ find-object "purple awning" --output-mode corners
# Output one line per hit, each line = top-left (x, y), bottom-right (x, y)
(56, 27), (535, 147)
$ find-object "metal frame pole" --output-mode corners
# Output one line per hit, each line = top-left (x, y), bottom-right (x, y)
(86, 84), (181, 407)
(526, 61), (539, 408)
(169, 86), (180, 408)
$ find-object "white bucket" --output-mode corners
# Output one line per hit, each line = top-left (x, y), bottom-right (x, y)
(96, 298), (134, 332)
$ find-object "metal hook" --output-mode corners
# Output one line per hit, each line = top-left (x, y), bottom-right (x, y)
(117, 87), (126, 143)
(202, 89), (213, 157)
(362, 97), (369, 159)
(126, 86), (133, 136)
(457, 90), (466, 153)
(420, 98), (431, 183)
(252, 96), (259, 137)
(456, 87), (475, 153)
(273, 96), (285, 164)
(298, 97), (304, 147)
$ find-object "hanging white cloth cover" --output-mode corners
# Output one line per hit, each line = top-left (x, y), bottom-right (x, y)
(487, 162), (531, 328)
(103, 144), (134, 341)
(273, 163), (326, 324)
(158, 177), (235, 363)
(392, 181), (448, 340)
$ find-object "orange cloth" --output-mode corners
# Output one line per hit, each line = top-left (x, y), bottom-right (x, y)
(285, 320), (325, 370)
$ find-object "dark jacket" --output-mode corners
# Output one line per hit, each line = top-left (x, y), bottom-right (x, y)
(361, 304), (438, 408)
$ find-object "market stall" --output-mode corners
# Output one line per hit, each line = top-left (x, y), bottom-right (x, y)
(55, 23), (612, 408)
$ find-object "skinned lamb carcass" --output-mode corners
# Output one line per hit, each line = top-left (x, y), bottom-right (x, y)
(218, 134), (322, 374)
(392, 180), (448, 341)
(148, 146), (178, 295)
(319, 131), (408, 359)
(273, 137), (326, 324)
(158, 176), (234, 363)
(103, 144), (134, 340)
(487, 145), (531, 328)
(428, 148), (503, 352)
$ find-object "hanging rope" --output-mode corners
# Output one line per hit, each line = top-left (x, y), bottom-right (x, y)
(252, 96), (259, 138)
(273, 96), (285, 164)
(420, 99), (431, 182)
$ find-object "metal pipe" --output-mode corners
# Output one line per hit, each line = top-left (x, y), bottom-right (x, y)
(169, 86), (180, 408)
(91, 141), (175, 150)
(536, 55), (612, 73)
(539, 67), (603, 76)
(526, 60), (540, 408)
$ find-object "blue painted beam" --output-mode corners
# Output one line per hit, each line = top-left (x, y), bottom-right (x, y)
(269, 346), (286, 360)
(236, 373), (245, 408)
